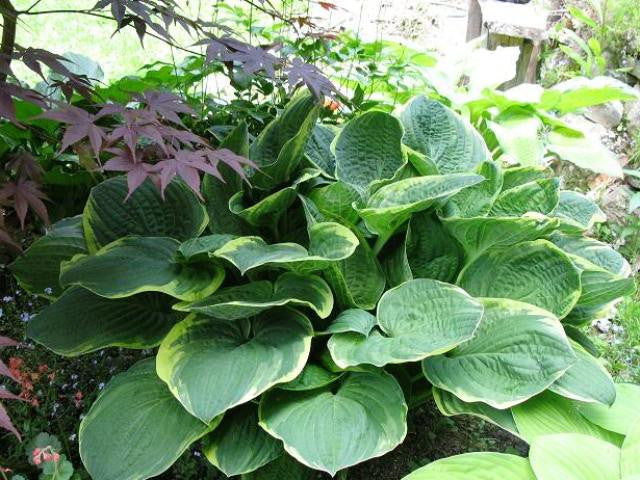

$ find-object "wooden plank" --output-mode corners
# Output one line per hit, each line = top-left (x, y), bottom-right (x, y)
(466, 0), (483, 41)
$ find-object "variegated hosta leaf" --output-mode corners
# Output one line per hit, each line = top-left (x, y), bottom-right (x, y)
(400, 96), (490, 174)
(569, 255), (636, 308)
(402, 452), (536, 480)
(156, 309), (313, 423)
(432, 387), (521, 438)
(357, 174), (484, 239)
(307, 181), (360, 227)
(502, 165), (552, 190)
(259, 370), (407, 476)
(328, 279), (484, 368)
(59, 237), (225, 302)
(202, 403), (283, 477)
(550, 233), (631, 277)
(423, 298), (575, 409)
(622, 418), (640, 477)
(458, 240), (581, 319)
(213, 222), (358, 275)
(490, 178), (560, 217)
(549, 341), (616, 405)
(27, 287), (177, 356)
(529, 433), (621, 480)
(512, 390), (623, 445)
(563, 302), (616, 327)
(443, 161), (503, 218)
(175, 272), (333, 320)
(178, 234), (237, 260)
(489, 113), (544, 167)
(278, 364), (343, 391)
(547, 129), (623, 178)
(83, 176), (208, 252)
(442, 214), (559, 260)
(241, 454), (315, 480)
(11, 216), (87, 297)
(320, 309), (376, 336)
(577, 383), (640, 435)
(552, 190), (606, 233)
(305, 124), (338, 177)
(79, 359), (216, 480)
(229, 187), (297, 228)
(334, 110), (405, 197)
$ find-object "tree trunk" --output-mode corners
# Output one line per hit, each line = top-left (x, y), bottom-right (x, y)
(0, 0), (17, 82)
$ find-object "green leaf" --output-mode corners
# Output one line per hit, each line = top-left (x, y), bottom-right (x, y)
(491, 178), (560, 217)
(175, 272), (334, 319)
(334, 110), (405, 196)
(552, 190), (606, 233)
(213, 222), (358, 275)
(400, 96), (490, 174)
(240, 454), (315, 480)
(157, 309), (313, 422)
(278, 364), (344, 391)
(83, 177), (208, 252)
(529, 433), (620, 480)
(424, 298), (575, 408)
(259, 370), (407, 476)
(402, 452), (536, 480)
(570, 255), (636, 308)
(458, 240), (582, 319)
(489, 114), (544, 167)
(11, 216), (87, 297)
(328, 279), (484, 368)
(307, 182), (360, 227)
(443, 161), (503, 218)
(548, 129), (623, 178)
(357, 174), (484, 238)
(229, 188), (297, 227)
(60, 237), (225, 301)
(622, 418), (640, 477)
(203, 403), (283, 477)
(550, 76), (639, 114)
(321, 309), (377, 336)
(577, 383), (640, 435)
(501, 165), (552, 190)
(178, 234), (237, 260)
(79, 359), (216, 480)
(27, 287), (177, 356)
(550, 233), (631, 276)
(305, 124), (338, 177)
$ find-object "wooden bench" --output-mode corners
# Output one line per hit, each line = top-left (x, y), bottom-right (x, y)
(466, 0), (551, 87)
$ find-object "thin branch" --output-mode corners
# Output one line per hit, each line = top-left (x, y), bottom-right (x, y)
(24, 0), (43, 13)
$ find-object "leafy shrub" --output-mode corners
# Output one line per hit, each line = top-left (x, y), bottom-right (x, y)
(11, 90), (636, 478)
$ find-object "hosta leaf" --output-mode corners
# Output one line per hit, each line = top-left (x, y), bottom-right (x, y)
(458, 240), (581, 318)
(423, 298), (575, 409)
(529, 433), (620, 480)
(381, 234), (413, 287)
(27, 287), (177, 356)
(241, 454), (315, 480)
(83, 176), (207, 252)
(60, 237), (224, 301)
(321, 309), (376, 336)
(488, 113), (544, 167)
(307, 182), (360, 226)
(571, 255), (636, 307)
(577, 383), (640, 435)
(178, 234), (237, 260)
(278, 364), (343, 391)
(563, 302), (616, 327)
(328, 279), (484, 368)
(442, 214), (559, 259)
(622, 419), (640, 477)
(549, 341), (616, 405)
(552, 190), (606, 233)
(213, 222), (358, 275)
(400, 96), (490, 174)
(229, 188), (297, 227)
(357, 174), (484, 238)
(259, 370), (407, 476)
(547, 129), (623, 178)
(157, 309), (312, 422)
(334, 110), (405, 196)
(79, 359), (216, 480)
(402, 452), (536, 480)
(501, 165), (552, 190)
(11, 216), (87, 297)
(550, 233), (631, 277)
(305, 124), (337, 176)
(175, 272), (334, 319)
(432, 388), (521, 438)
(490, 178), (559, 217)
(549, 76), (639, 114)
(202, 403), (283, 477)
(564, 324), (600, 358)
(443, 161), (503, 218)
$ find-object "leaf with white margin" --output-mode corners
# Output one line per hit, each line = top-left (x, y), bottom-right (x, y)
(79, 359), (217, 480)
(442, 213), (559, 260)
(423, 298), (575, 409)
(202, 403), (283, 477)
(27, 287), (178, 356)
(320, 309), (376, 336)
(334, 110), (405, 197)
(570, 255), (636, 308)
(278, 364), (343, 391)
(229, 188), (297, 228)
(501, 165), (552, 190)
(259, 370), (407, 476)
(433, 387), (522, 439)
(400, 96), (491, 174)
(512, 390), (623, 445)
(578, 383), (640, 435)
(60, 237), (225, 302)
(83, 176), (208, 252)
(402, 452), (536, 480)
(622, 418), (640, 477)
(549, 340), (615, 405)
(357, 174), (484, 238)
(563, 302), (617, 327)
(213, 222), (358, 275)
(174, 272), (334, 319)
(489, 114), (544, 167)
(307, 182), (360, 227)
(156, 309), (312, 423)
(549, 76), (639, 114)
(550, 233), (631, 277)
(178, 234), (236, 260)
(491, 178), (560, 217)
(529, 433), (620, 480)
(552, 190), (606, 233)
(548, 129), (623, 178)
(305, 124), (338, 177)
(443, 161), (503, 218)
(458, 240), (582, 319)
(328, 279), (484, 368)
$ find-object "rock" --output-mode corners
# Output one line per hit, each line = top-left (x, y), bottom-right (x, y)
(584, 101), (624, 129)
(625, 87), (640, 134)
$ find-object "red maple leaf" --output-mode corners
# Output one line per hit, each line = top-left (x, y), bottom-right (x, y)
(102, 147), (158, 198)
(135, 90), (194, 126)
(0, 178), (49, 229)
(286, 58), (338, 98)
(41, 105), (106, 154)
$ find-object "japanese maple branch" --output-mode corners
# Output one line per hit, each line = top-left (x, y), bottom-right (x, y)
(0, 0), (17, 82)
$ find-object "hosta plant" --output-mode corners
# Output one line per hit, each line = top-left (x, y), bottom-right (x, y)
(11, 90), (636, 479)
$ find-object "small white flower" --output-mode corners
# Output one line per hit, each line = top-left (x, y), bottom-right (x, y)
(98, 382), (105, 390)
(44, 287), (53, 295)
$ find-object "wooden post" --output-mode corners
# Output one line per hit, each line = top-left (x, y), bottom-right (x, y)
(466, 0), (483, 41)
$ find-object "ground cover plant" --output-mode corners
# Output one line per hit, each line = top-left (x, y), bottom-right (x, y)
(7, 85), (636, 479)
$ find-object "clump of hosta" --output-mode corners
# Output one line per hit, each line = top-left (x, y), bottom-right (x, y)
(12, 90), (635, 479)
